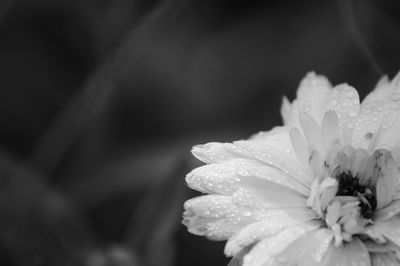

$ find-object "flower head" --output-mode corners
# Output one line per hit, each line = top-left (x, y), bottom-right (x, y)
(182, 72), (400, 265)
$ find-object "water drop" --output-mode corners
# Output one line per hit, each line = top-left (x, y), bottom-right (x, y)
(364, 132), (373, 140)
(242, 207), (252, 217)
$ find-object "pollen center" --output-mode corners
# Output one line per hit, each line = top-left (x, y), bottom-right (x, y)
(336, 171), (377, 219)
(306, 146), (397, 246)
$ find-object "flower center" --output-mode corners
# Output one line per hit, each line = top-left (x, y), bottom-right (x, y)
(336, 171), (377, 219)
(306, 146), (396, 246)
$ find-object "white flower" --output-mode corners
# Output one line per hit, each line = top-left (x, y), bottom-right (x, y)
(182, 72), (400, 265)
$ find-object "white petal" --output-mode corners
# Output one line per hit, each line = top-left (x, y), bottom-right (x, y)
(376, 175), (394, 210)
(299, 112), (323, 153)
(392, 71), (400, 90)
(284, 75), (361, 146)
(225, 211), (318, 256)
(364, 239), (400, 261)
(295, 72), (332, 122)
(183, 188), (310, 242)
(249, 125), (287, 141)
(375, 200), (400, 221)
(186, 158), (310, 197)
(276, 229), (333, 265)
(362, 75), (392, 105)
(333, 145), (354, 172)
(392, 144), (400, 165)
(226, 186), (309, 226)
(374, 150), (397, 209)
(284, 72), (332, 128)
(371, 252), (400, 266)
(315, 238), (370, 266)
(377, 75), (390, 87)
(309, 149), (322, 178)
(363, 240), (391, 253)
(284, 74), (361, 146)
(229, 180), (308, 210)
(280, 96), (293, 126)
(182, 195), (254, 240)
(192, 127), (312, 195)
(321, 110), (340, 149)
(322, 84), (360, 144)
(339, 238), (370, 266)
(231, 128), (312, 192)
(353, 98), (400, 151)
(228, 246), (252, 266)
(324, 138), (344, 169)
(372, 216), (400, 247)
(363, 227), (387, 244)
(191, 142), (236, 164)
(242, 223), (320, 266)
(289, 127), (309, 168)
(376, 102), (400, 150)
(316, 241), (337, 265)
(349, 148), (370, 177)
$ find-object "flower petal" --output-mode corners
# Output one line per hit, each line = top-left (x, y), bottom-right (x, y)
(322, 84), (360, 145)
(364, 239), (400, 261)
(191, 142), (237, 164)
(375, 102), (400, 150)
(191, 127), (312, 195)
(321, 110), (340, 148)
(373, 150), (397, 209)
(186, 158), (310, 197)
(349, 148), (370, 177)
(372, 216), (400, 247)
(182, 195), (254, 240)
(285, 79), (361, 146)
(370, 252), (400, 266)
(224, 211), (318, 256)
(375, 200), (400, 221)
(299, 112), (323, 153)
(229, 184), (308, 214)
(228, 245), (253, 266)
(340, 238), (371, 266)
(392, 144), (400, 165)
(231, 128), (312, 191)
(309, 238), (370, 266)
(363, 227), (387, 244)
(353, 97), (400, 151)
(183, 189), (310, 242)
(289, 127), (309, 168)
(362, 75), (392, 105)
(281, 96), (293, 126)
(276, 228), (333, 265)
(283, 72), (332, 127)
(242, 223), (320, 266)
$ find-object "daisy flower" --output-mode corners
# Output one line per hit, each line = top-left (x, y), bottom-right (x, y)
(182, 72), (400, 265)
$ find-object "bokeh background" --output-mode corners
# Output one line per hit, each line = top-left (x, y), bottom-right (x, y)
(0, 0), (400, 265)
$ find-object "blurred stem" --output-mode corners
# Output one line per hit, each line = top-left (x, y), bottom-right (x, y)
(31, 0), (191, 176)
(338, 0), (384, 77)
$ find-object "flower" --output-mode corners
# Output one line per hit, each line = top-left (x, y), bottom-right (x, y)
(182, 72), (400, 265)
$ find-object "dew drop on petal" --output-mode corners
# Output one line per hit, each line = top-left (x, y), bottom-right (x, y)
(365, 132), (373, 140)
(242, 208), (252, 217)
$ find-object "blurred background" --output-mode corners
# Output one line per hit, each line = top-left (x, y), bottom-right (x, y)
(0, 0), (399, 265)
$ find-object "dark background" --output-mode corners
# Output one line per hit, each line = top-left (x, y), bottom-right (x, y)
(0, 0), (399, 265)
